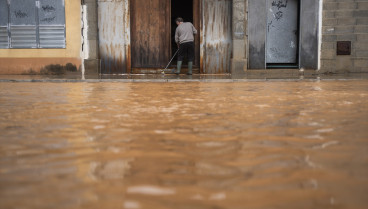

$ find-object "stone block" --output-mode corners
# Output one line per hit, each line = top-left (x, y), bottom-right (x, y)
(337, 34), (356, 41)
(233, 1), (245, 21)
(233, 21), (245, 39)
(358, 2), (368, 10)
(354, 10), (368, 18)
(338, 2), (357, 10)
(354, 25), (368, 33)
(337, 18), (356, 25)
(231, 59), (247, 75)
(355, 50), (368, 57)
(356, 18), (368, 25)
(323, 35), (337, 42)
(357, 34), (368, 41)
(322, 42), (336, 49)
(84, 0), (97, 3)
(335, 56), (353, 71)
(335, 26), (355, 34)
(323, 18), (338, 26)
(354, 59), (368, 68)
(335, 11), (353, 18)
(323, 2), (338, 10)
(357, 67), (368, 73)
(84, 59), (100, 76)
(232, 39), (246, 59)
(85, 40), (99, 60)
(323, 11), (335, 18)
(323, 26), (336, 34)
(87, 26), (99, 38)
(321, 59), (336, 69)
(353, 41), (368, 50)
(321, 49), (336, 59)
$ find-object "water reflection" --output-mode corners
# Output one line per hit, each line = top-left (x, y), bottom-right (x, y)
(0, 81), (367, 209)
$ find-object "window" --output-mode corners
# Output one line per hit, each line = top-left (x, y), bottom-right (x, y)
(0, 0), (66, 49)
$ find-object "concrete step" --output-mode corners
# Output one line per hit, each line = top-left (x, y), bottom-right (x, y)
(131, 68), (200, 74)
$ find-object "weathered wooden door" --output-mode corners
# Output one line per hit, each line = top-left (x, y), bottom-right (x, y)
(98, 0), (129, 74)
(131, 0), (170, 68)
(201, 0), (232, 74)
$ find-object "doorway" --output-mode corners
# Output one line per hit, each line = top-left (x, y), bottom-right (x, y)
(130, 0), (199, 71)
(170, 0), (200, 68)
(266, 0), (300, 68)
(170, 0), (193, 66)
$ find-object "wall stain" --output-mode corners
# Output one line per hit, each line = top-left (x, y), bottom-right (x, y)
(14, 10), (27, 18)
(271, 0), (288, 10)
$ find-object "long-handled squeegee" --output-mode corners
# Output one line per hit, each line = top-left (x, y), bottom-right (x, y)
(161, 49), (179, 75)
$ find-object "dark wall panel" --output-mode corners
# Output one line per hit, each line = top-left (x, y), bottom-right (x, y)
(248, 0), (267, 69)
(300, 0), (319, 69)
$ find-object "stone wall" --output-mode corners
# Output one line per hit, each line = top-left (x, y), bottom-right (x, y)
(82, 0), (100, 76)
(231, 0), (248, 74)
(321, 0), (368, 73)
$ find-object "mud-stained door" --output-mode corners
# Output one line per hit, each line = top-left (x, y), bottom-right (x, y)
(266, 0), (299, 67)
(201, 0), (232, 74)
(131, 0), (170, 69)
(98, 0), (129, 74)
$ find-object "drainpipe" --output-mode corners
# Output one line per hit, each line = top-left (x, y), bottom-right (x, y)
(231, 0), (248, 75)
(81, 0), (100, 77)
(317, 0), (323, 71)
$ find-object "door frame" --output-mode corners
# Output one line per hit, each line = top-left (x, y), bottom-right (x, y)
(248, 0), (320, 69)
(193, 0), (200, 68)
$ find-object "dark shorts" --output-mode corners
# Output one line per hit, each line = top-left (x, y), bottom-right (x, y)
(177, 42), (194, 62)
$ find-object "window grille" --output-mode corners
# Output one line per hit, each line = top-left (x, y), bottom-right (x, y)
(0, 0), (66, 49)
(0, 0), (9, 48)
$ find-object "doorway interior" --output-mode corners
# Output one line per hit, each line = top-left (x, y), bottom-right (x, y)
(170, 0), (199, 68)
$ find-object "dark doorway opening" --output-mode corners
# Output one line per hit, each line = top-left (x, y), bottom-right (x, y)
(171, 0), (193, 65)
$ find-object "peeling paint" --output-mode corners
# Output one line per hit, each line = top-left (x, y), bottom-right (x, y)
(202, 0), (232, 74)
(98, 0), (128, 74)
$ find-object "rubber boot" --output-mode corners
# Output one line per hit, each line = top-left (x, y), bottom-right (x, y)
(175, 61), (182, 75)
(187, 61), (193, 75)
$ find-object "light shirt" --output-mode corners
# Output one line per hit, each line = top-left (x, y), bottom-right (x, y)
(175, 22), (197, 44)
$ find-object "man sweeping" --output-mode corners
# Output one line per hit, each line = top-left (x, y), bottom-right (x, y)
(173, 17), (197, 75)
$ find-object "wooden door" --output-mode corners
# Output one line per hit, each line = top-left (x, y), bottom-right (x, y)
(98, 0), (129, 74)
(131, 0), (170, 68)
(201, 0), (232, 74)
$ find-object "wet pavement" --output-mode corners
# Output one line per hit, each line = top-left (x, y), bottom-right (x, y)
(0, 80), (368, 209)
(1, 71), (368, 82)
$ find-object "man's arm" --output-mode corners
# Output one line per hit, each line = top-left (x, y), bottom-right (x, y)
(192, 24), (197, 35)
(175, 28), (179, 44)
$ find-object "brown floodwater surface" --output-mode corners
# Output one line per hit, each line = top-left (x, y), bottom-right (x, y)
(0, 81), (367, 209)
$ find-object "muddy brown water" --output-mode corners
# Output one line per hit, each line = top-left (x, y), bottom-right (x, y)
(0, 81), (367, 209)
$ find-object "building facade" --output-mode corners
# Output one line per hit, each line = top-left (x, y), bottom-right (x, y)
(0, 0), (81, 74)
(320, 0), (368, 73)
(0, 0), (367, 75)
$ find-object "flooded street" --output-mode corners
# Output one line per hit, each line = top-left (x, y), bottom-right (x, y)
(0, 81), (367, 209)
